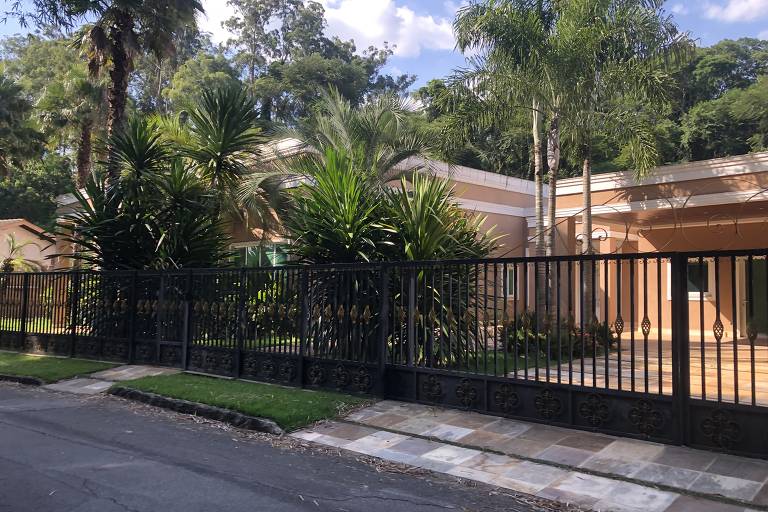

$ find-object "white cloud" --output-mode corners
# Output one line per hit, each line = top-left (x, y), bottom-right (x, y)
(704, 0), (768, 22)
(670, 3), (689, 15)
(198, 0), (236, 44)
(318, 0), (455, 57)
(760, 29), (768, 39)
(198, 0), (456, 58)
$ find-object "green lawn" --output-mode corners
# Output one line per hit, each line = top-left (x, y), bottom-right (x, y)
(117, 373), (370, 431)
(0, 351), (116, 383)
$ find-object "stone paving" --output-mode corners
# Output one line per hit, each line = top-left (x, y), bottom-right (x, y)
(292, 400), (768, 512)
(90, 364), (179, 382)
(43, 365), (178, 395)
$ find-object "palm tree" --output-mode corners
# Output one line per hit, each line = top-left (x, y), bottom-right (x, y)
(559, 0), (692, 321)
(1, 234), (43, 273)
(64, 0), (204, 180)
(291, 88), (439, 184)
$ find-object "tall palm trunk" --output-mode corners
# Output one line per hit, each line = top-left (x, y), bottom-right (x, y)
(581, 145), (594, 325)
(106, 12), (132, 181)
(546, 114), (560, 257)
(532, 100), (547, 329)
(546, 114), (560, 325)
(76, 118), (93, 188)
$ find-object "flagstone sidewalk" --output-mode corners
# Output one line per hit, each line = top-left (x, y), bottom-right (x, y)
(292, 400), (768, 512)
(42, 365), (179, 395)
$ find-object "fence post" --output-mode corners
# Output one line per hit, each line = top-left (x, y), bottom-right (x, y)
(407, 267), (416, 366)
(298, 268), (310, 388)
(19, 273), (30, 352)
(234, 268), (246, 379)
(670, 253), (690, 446)
(127, 271), (138, 364)
(377, 265), (390, 397)
(69, 272), (81, 358)
(181, 270), (193, 370)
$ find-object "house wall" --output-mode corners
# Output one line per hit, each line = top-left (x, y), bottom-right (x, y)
(0, 221), (57, 271)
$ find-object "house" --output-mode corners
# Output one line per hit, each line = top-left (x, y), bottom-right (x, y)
(0, 218), (58, 271)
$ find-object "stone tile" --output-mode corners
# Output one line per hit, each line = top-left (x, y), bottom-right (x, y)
(516, 425), (569, 444)
(43, 378), (113, 395)
(363, 412), (410, 429)
(502, 460), (569, 489)
(370, 448), (421, 465)
(393, 417), (441, 436)
(421, 423), (475, 442)
(454, 429), (509, 450)
(556, 433), (615, 452)
(633, 462), (702, 490)
(651, 445), (718, 471)
(446, 465), (500, 486)
(597, 439), (665, 461)
(89, 365), (178, 381)
(309, 434), (351, 449)
(461, 452), (521, 476)
(344, 431), (410, 455)
(389, 437), (442, 457)
(493, 475), (554, 495)
(496, 437), (552, 458)
(536, 486), (600, 508)
(309, 422), (377, 441)
(421, 445), (481, 465)
(413, 457), (457, 474)
(538, 473), (618, 502)
(345, 408), (382, 422)
(707, 454), (768, 483)
(536, 445), (594, 467)
(594, 482), (678, 512)
(753, 482), (768, 506)
(579, 455), (645, 478)
(481, 418), (532, 437)
(443, 412), (500, 430)
(665, 495), (749, 512)
(689, 472), (762, 502)
(291, 430), (321, 442)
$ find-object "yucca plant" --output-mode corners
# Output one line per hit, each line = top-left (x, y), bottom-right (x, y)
(1, 234), (43, 273)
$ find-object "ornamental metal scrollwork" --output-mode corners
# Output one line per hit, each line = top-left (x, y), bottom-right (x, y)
(534, 389), (562, 420)
(259, 358), (277, 379)
(278, 360), (297, 382)
(578, 394), (610, 428)
(331, 364), (350, 388)
(614, 315), (624, 336)
(422, 375), (443, 402)
(494, 383), (520, 414)
(307, 364), (325, 386)
(351, 366), (372, 392)
(455, 378), (478, 408)
(243, 354), (259, 376)
(713, 318), (725, 342)
(701, 409), (742, 449)
(641, 316), (651, 338)
(628, 399), (663, 437)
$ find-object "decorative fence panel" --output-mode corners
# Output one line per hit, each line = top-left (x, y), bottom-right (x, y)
(2, 250), (768, 458)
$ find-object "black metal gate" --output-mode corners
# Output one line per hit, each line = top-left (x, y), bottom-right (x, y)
(2, 251), (768, 457)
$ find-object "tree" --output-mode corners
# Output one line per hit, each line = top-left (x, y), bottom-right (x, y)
(290, 88), (438, 184)
(24, 0), (207, 180)
(163, 52), (241, 112)
(1, 33), (105, 186)
(224, 0), (414, 123)
(0, 73), (45, 178)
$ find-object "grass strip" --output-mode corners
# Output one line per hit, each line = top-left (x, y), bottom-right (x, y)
(0, 351), (116, 383)
(117, 373), (371, 431)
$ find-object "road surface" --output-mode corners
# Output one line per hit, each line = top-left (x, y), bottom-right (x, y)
(0, 384), (555, 512)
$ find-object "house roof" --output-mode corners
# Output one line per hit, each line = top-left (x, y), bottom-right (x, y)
(0, 218), (56, 244)
(557, 151), (768, 196)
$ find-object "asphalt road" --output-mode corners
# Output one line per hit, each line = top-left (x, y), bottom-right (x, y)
(0, 384), (551, 512)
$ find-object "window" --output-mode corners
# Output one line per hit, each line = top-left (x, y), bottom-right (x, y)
(505, 264), (517, 298)
(232, 243), (290, 268)
(667, 260), (713, 300)
(687, 261), (710, 295)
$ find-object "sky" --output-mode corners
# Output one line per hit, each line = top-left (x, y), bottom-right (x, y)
(2, 0), (768, 90)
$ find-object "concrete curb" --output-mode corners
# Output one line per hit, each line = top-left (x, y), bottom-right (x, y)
(0, 374), (45, 386)
(109, 386), (284, 435)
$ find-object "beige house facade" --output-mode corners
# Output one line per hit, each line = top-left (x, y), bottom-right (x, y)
(0, 218), (58, 271)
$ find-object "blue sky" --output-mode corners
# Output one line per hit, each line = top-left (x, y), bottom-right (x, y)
(2, 0), (768, 90)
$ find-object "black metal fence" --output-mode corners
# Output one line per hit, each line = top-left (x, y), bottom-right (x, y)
(2, 250), (768, 458)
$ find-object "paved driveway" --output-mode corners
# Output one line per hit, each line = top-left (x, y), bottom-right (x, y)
(0, 384), (552, 512)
